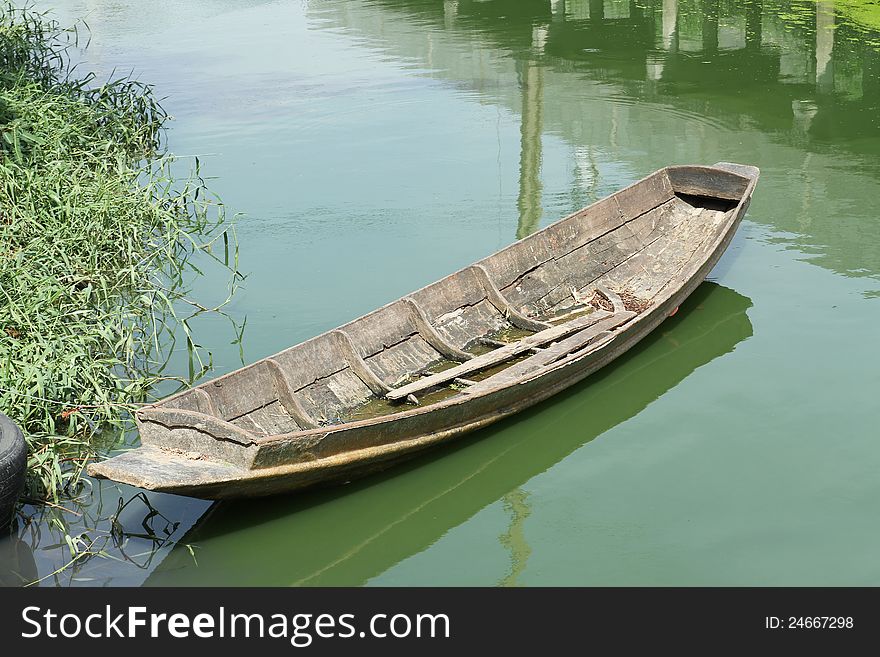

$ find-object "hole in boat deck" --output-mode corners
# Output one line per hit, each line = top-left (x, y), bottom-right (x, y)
(676, 193), (738, 213)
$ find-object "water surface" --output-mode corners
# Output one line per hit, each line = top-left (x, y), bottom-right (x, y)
(4, 0), (880, 586)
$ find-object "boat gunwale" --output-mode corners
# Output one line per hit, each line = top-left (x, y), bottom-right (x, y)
(135, 164), (756, 450)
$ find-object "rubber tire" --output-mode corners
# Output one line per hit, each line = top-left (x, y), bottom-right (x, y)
(0, 413), (27, 535)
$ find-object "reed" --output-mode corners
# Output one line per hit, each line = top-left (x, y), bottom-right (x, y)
(0, 3), (242, 503)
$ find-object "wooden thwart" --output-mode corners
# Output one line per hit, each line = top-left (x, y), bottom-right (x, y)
(266, 359), (318, 430)
(331, 330), (391, 395)
(596, 285), (626, 313)
(462, 312), (635, 394)
(192, 389), (219, 417)
(386, 308), (629, 401)
(402, 298), (473, 362)
(469, 264), (552, 332)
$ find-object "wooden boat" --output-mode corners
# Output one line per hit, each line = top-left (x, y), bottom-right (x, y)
(143, 282), (753, 586)
(88, 162), (759, 499)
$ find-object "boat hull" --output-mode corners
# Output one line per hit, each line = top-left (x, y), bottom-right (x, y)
(89, 163), (758, 499)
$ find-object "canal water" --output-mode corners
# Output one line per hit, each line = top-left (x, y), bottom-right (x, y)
(3, 0), (880, 586)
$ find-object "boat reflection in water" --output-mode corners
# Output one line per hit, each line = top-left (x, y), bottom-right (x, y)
(145, 281), (752, 586)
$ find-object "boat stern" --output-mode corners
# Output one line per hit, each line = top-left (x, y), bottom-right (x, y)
(665, 162), (759, 203)
(87, 447), (249, 497)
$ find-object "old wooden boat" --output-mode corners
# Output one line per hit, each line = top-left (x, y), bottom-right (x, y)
(143, 283), (752, 586)
(88, 162), (759, 499)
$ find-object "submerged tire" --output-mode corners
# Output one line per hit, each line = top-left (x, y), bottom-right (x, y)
(0, 413), (27, 534)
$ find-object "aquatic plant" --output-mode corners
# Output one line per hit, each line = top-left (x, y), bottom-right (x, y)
(0, 3), (242, 504)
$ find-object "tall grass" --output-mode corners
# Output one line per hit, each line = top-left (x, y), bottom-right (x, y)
(0, 3), (242, 503)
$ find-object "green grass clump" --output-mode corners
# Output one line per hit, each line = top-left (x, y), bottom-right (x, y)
(0, 3), (241, 502)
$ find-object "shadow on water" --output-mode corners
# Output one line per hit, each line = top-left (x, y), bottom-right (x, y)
(144, 281), (753, 586)
(0, 483), (210, 587)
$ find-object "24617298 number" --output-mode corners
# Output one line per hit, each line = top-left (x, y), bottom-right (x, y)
(765, 616), (854, 629)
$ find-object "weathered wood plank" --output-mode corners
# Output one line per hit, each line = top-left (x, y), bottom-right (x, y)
(596, 284), (626, 314)
(713, 162), (759, 180)
(365, 336), (443, 387)
(469, 264), (551, 332)
(331, 330), (390, 395)
(232, 401), (301, 436)
(500, 258), (568, 315)
(666, 166), (749, 201)
(408, 267), (486, 322)
(433, 300), (510, 350)
(612, 169), (674, 219)
(478, 233), (555, 291)
(297, 368), (373, 425)
(603, 207), (721, 299)
(166, 388), (218, 416)
(531, 197), (681, 315)
(386, 308), (617, 401)
(499, 178), (672, 312)
(137, 408), (257, 447)
(539, 198), (690, 316)
(541, 195), (627, 259)
(266, 358), (319, 430)
(462, 311), (636, 393)
(342, 301), (417, 359)
(402, 298), (472, 362)
(271, 333), (347, 392)
(205, 361), (277, 422)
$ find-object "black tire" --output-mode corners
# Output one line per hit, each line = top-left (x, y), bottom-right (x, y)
(0, 413), (27, 534)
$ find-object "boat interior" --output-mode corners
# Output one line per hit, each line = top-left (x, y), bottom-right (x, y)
(156, 167), (745, 437)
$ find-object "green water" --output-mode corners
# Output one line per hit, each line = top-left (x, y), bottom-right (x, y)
(5, 0), (880, 586)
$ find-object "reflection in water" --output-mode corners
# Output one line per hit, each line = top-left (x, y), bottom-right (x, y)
(746, 0), (762, 50)
(663, 0), (679, 49)
(498, 488), (532, 587)
(816, 1), (835, 92)
(443, 0), (457, 28)
(1, 487), (208, 586)
(472, 0), (877, 240)
(0, 536), (37, 587)
(356, 0), (880, 280)
(702, 0), (719, 53)
(516, 57), (544, 238)
(145, 283), (752, 586)
(572, 145), (601, 209)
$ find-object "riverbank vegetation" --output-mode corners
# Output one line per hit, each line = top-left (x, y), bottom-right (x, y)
(0, 3), (241, 505)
